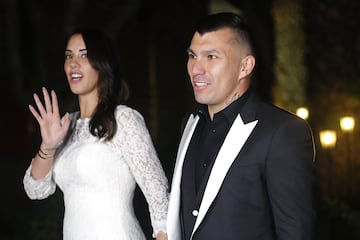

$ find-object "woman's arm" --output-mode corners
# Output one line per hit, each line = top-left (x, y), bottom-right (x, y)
(115, 108), (169, 238)
(24, 87), (71, 200)
(28, 87), (70, 179)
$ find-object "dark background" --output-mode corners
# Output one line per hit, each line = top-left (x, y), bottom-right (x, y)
(1, 0), (360, 239)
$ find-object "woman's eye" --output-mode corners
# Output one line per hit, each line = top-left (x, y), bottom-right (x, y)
(81, 53), (87, 58)
(65, 54), (72, 60)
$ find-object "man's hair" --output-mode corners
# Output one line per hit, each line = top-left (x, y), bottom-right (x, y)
(193, 12), (254, 55)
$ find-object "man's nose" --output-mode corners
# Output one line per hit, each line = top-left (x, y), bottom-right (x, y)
(189, 59), (205, 75)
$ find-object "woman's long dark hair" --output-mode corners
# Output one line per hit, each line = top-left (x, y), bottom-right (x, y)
(65, 27), (129, 141)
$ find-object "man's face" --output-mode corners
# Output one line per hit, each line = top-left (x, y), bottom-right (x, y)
(187, 27), (246, 117)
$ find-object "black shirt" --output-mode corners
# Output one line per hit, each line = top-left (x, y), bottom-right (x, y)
(180, 88), (251, 239)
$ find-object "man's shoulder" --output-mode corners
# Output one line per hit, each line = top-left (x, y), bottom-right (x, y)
(258, 100), (297, 119)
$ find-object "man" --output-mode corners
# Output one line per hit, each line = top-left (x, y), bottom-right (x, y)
(167, 12), (316, 240)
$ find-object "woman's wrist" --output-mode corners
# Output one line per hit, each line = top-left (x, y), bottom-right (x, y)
(38, 143), (57, 160)
(38, 148), (55, 160)
(40, 143), (57, 152)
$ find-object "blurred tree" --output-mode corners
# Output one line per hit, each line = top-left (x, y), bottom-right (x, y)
(303, 0), (360, 238)
(228, 0), (275, 102)
(272, 0), (307, 112)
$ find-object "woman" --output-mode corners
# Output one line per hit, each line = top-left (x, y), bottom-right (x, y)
(23, 28), (168, 240)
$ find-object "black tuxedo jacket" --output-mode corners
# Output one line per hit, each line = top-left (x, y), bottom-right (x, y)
(167, 92), (316, 240)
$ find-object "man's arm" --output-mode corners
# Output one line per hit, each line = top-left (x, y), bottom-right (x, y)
(266, 117), (316, 240)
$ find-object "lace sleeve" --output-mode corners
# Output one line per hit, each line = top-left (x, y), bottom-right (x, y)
(23, 162), (56, 200)
(113, 107), (169, 237)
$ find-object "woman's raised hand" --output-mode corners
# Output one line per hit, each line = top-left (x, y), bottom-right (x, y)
(29, 87), (71, 149)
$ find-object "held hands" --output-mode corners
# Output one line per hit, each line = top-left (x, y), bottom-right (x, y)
(29, 87), (71, 150)
(155, 231), (167, 240)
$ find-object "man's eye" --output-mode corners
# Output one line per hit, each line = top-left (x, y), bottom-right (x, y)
(188, 53), (196, 59)
(208, 55), (217, 59)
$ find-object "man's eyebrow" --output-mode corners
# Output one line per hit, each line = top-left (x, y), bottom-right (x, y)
(186, 48), (220, 55)
(201, 49), (219, 55)
(186, 48), (194, 54)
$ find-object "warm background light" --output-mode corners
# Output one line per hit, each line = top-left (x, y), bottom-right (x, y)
(296, 107), (309, 120)
(340, 116), (355, 133)
(319, 130), (337, 149)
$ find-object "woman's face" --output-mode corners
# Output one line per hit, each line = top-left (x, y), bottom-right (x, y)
(64, 33), (99, 99)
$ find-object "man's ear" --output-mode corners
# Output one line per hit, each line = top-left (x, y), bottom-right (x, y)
(239, 55), (256, 80)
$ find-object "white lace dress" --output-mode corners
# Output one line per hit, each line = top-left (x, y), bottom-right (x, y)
(23, 105), (169, 240)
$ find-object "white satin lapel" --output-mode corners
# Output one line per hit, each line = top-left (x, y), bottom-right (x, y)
(191, 114), (258, 238)
(167, 114), (200, 240)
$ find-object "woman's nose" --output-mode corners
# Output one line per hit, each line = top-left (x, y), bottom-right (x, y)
(69, 58), (80, 68)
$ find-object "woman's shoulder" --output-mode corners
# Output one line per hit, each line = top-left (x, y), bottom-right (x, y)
(68, 111), (80, 120)
(114, 105), (144, 121)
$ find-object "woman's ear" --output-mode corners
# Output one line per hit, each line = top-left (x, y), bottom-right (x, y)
(239, 55), (256, 80)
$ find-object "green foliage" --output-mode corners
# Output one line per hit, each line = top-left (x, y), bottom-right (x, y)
(272, 0), (306, 111)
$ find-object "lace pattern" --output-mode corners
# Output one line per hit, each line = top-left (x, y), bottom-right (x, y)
(23, 164), (56, 199)
(110, 106), (169, 235)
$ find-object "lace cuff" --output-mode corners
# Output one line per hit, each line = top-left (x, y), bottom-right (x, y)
(23, 162), (56, 200)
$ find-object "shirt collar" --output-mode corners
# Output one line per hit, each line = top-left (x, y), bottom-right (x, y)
(195, 87), (252, 123)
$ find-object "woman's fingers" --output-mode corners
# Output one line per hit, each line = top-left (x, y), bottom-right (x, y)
(51, 90), (60, 118)
(29, 88), (66, 147)
(31, 88), (61, 122)
(28, 104), (42, 123)
(42, 87), (53, 114)
(62, 112), (71, 130)
(33, 93), (46, 116)
(32, 88), (58, 117)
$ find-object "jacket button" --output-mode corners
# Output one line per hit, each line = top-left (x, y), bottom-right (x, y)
(192, 210), (199, 216)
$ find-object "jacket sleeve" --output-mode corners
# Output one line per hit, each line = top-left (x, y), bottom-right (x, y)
(266, 117), (316, 240)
